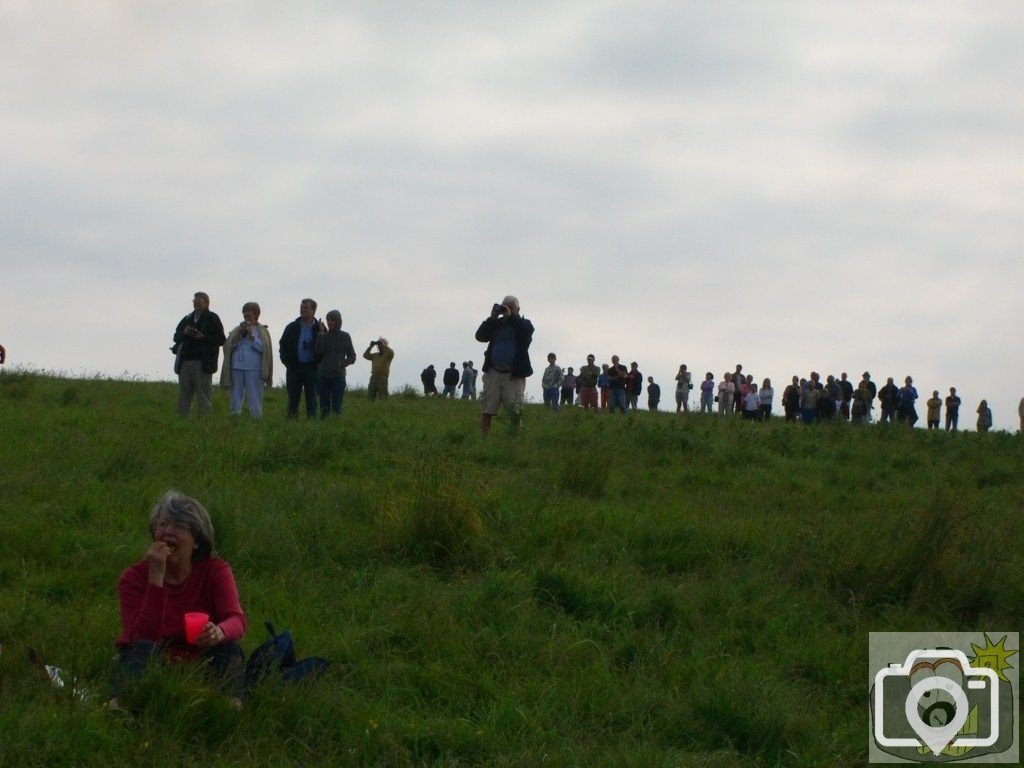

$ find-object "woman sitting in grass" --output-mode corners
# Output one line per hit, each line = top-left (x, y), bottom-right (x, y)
(109, 491), (246, 709)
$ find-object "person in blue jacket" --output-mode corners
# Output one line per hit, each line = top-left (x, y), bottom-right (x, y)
(474, 295), (534, 437)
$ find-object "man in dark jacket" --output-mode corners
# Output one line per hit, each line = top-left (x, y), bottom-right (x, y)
(442, 362), (460, 398)
(878, 377), (899, 423)
(279, 298), (321, 418)
(173, 292), (226, 417)
(475, 295), (534, 436)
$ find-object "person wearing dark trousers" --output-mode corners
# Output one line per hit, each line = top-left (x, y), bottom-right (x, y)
(442, 363), (460, 398)
(279, 298), (321, 419)
(173, 292), (226, 418)
(878, 377), (899, 423)
(945, 387), (961, 431)
(647, 377), (661, 411)
(607, 356), (629, 414)
(315, 310), (357, 418)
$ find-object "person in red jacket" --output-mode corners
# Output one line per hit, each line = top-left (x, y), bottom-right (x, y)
(110, 491), (246, 709)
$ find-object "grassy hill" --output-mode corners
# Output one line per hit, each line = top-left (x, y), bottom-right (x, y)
(1, 372), (1021, 767)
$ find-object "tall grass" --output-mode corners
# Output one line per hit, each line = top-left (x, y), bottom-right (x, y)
(0, 373), (1021, 767)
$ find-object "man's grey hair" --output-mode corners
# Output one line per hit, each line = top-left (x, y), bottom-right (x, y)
(502, 295), (520, 310)
(148, 491), (216, 561)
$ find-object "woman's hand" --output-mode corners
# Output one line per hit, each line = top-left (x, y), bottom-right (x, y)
(146, 541), (169, 585)
(194, 621), (225, 648)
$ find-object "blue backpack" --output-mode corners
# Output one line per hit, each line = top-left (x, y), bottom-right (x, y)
(244, 621), (329, 691)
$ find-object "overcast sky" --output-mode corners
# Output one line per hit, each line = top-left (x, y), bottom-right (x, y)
(2, 1), (1022, 427)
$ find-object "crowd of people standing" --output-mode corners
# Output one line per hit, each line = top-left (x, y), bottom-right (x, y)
(165, 291), (1015, 435)
(172, 293), (393, 420)
(534, 358), (1001, 433)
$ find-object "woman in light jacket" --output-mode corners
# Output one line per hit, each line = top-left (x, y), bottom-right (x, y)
(220, 302), (273, 417)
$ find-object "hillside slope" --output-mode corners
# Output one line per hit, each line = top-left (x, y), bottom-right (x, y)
(1, 373), (1021, 767)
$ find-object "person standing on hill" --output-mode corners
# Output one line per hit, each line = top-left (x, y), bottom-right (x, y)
(675, 364), (692, 413)
(699, 372), (715, 413)
(736, 374), (751, 417)
(782, 376), (800, 422)
(627, 362), (643, 411)
(279, 298), (321, 419)
(598, 364), (610, 410)
(541, 353), (564, 412)
(220, 302), (273, 418)
(647, 376), (661, 411)
(561, 367), (576, 407)
(1018, 396), (1024, 432)
(607, 356), (629, 414)
(363, 337), (394, 400)
(0, 343), (5, 364)
(442, 363), (460, 398)
(577, 355), (600, 410)
(475, 295), (534, 436)
(462, 361), (478, 400)
(945, 387), (961, 431)
(800, 381), (820, 424)
(838, 373), (854, 420)
(977, 400), (993, 432)
(897, 376), (919, 427)
(861, 372), (877, 422)
(742, 383), (760, 420)
(733, 364), (744, 396)
(825, 375), (841, 416)
(717, 372), (735, 415)
(421, 365), (438, 396)
(314, 310), (357, 418)
(851, 380), (872, 425)
(878, 377), (899, 423)
(173, 292), (226, 418)
(759, 378), (774, 421)
(926, 391), (942, 430)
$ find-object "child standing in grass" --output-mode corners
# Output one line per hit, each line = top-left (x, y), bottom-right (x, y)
(742, 383), (760, 420)
(541, 353), (564, 412)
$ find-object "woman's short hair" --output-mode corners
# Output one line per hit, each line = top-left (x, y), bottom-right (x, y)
(148, 491), (215, 561)
(241, 301), (261, 318)
(325, 309), (342, 324)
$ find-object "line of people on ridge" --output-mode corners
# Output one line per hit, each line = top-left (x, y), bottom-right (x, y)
(530, 359), (997, 432)
(165, 291), (1007, 433)
(172, 293), (394, 419)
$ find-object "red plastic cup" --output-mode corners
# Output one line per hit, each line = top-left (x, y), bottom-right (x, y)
(184, 612), (210, 645)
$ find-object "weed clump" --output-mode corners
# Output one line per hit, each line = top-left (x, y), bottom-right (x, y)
(379, 461), (485, 568)
(558, 455), (610, 498)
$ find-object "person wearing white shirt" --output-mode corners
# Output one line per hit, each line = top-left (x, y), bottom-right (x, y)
(742, 383), (760, 420)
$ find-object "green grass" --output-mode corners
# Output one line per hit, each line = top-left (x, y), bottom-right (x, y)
(0, 371), (1021, 767)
